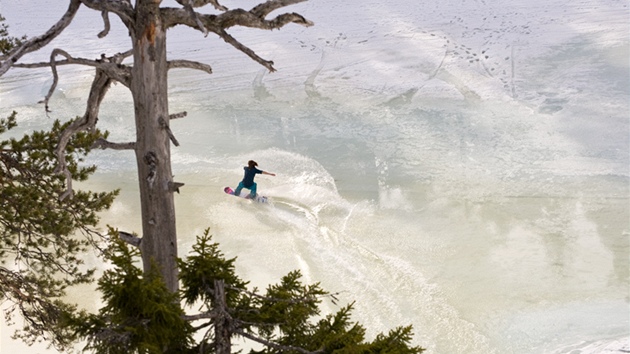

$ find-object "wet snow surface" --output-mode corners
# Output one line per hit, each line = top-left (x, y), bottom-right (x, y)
(1, 0), (628, 353)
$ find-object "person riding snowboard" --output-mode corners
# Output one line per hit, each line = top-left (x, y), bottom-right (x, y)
(234, 160), (275, 199)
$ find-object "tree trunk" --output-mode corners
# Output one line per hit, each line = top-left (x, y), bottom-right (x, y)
(214, 280), (232, 354)
(130, 0), (179, 293)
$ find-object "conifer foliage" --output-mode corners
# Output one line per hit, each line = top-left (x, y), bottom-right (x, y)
(67, 233), (194, 354)
(67, 229), (424, 353)
(0, 113), (117, 350)
(0, 14), (25, 55)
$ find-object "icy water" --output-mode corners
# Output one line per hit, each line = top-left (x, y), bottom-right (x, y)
(1, 0), (629, 353)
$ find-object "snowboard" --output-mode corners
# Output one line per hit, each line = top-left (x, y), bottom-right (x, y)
(223, 187), (268, 203)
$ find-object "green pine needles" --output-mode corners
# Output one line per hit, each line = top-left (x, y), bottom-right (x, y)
(67, 233), (194, 354)
(0, 15), (25, 55)
(66, 228), (424, 353)
(0, 114), (118, 350)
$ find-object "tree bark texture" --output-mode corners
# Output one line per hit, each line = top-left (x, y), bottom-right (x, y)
(130, 0), (179, 293)
(214, 279), (232, 354)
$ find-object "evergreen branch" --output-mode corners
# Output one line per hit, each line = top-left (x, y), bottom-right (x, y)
(225, 283), (335, 305)
(0, 266), (78, 351)
(234, 329), (323, 354)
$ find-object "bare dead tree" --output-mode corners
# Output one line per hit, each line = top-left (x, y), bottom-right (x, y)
(1, 0), (313, 293)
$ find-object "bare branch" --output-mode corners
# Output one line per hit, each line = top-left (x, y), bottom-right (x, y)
(38, 50), (131, 113)
(176, 0), (228, 11)
(162, 1), (313, 72)
(118, 231), (141, 247)
(42, 49), (72, 113)
(57, 169), (74, 202)
(211, 7), (314, 31)
(98, 11), (111, 38)
(170, 111), (188, 120)
(159, 116), (180, 147)
(168, 60), (212, 75)
(235, 329), (323, 354)
(209, 0), (227, 11)
(218, 29), (275, 72)
(0, 0), (81, 76)
(12, 49), (132, 71)
(111, 48), (134, 66)
(250, 0), (308, 18)
(168, 181), (185, 194)
(92, 138), (135, 150)
(182, 312), (214, 322)
(55, 66), (115, 200)
(78, 0), (135, 27)
(178, 0), (210, 37)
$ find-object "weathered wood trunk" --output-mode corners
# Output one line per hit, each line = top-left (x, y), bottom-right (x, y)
(130, 0), (179, 293)
(214, 280), (232, 354)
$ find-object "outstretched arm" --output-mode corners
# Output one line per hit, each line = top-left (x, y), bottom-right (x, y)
(263, 171), (276, 176)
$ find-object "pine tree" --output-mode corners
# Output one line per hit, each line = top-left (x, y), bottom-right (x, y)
(66, 230), (424, 353)
(0, 113), (118, 350)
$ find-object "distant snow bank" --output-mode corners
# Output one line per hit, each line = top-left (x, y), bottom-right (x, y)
(550, 336), (630, 354)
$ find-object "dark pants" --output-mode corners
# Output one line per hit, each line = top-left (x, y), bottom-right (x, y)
(234, 181), (257, 198)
